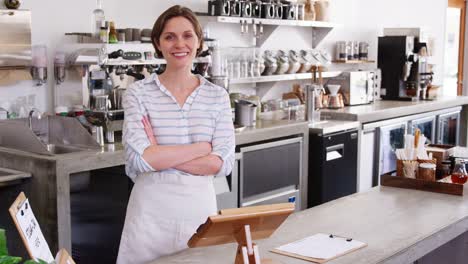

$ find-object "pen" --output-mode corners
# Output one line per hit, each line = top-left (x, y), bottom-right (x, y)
(329, 234), (353, 242)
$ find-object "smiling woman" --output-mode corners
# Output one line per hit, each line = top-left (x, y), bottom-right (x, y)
(116, 5), (235, 264)
(151, 6), (204, 59)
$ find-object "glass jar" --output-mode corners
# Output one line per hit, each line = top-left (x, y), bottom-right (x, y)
(451, 159), (468, 184)
(439, 160), (452, 180)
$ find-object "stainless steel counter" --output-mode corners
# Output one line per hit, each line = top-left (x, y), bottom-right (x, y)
(320, 96), (468, 123)
(235, 120), (309, 145)
(150, 185), (468, 264)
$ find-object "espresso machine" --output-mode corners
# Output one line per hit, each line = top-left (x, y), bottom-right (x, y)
(378, 31), (431, 101)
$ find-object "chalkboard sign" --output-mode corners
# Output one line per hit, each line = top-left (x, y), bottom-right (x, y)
(9, 192), (54, 263)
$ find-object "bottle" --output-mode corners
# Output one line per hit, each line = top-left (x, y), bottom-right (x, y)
(451, 159), (468, 184)
(100, 26), (108, 43)
(108, 21), (118, 44)
(93, 0), (105, 39)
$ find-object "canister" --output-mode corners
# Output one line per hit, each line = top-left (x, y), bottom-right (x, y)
(418, 163), (436, 181)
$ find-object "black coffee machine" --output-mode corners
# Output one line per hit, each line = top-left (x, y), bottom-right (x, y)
(378, 35), (430, 100)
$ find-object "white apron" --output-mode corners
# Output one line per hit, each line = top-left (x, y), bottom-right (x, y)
(116, 172), (217, 264)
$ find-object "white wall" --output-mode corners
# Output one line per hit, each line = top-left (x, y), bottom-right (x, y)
(0, 0), (447, 115)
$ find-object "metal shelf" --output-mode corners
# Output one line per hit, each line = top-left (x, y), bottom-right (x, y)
(197, 15), (338, 28)
(198, 15), (339, 48)
(332, 60), (375, 64)
(229, 72), (341, 84)
(104, 57), (210, 66)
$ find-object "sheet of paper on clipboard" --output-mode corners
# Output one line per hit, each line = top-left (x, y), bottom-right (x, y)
(11, 195), (54, 263)
(272, 233), (366, 263)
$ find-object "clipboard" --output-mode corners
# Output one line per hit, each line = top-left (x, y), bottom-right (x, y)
(188, 203), (295, 264)
(8, 192), (76, 264)
(271, 233), (367, 263)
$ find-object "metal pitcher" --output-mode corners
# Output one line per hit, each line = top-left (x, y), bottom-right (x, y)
(234, 100), (257, 127)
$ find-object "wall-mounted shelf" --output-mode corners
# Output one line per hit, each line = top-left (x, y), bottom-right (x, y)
(197, 15), (338, 28)
(230, 71), (341, 84)
(332, 60), (375, 64)
(197, 15), (339, 48)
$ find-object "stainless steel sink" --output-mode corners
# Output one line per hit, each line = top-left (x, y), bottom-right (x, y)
(45, 144), (89, 155)
(0, 115), (100, 155)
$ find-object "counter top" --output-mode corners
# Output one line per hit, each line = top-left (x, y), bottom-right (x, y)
(151, 185), (468, 264)
(308, 120), (360, 135)
(320, 96), (468, 123)
(235, 120), (309, 145)
(0, 143), (125, 174)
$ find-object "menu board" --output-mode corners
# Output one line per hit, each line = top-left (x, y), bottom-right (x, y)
(12, 197), (54, 263)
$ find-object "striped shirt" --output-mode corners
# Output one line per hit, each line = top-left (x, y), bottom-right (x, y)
(122, 73), (235, 182)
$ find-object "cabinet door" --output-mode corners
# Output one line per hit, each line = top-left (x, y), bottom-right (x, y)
(321, 131), (358, 202)
(359, 129), (376, 192)
(409, 116), (436, 144)
(240, 138), (302, 200)
(437, 112), (460, 145)
(378, 122), (407, 179)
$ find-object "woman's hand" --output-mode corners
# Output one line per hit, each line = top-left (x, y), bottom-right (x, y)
(142, 115), (157, 145)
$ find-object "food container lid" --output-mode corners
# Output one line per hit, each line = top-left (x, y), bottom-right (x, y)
(419, 163), (436, 169)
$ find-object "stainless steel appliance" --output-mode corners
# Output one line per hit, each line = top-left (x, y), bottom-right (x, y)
(238, 137), (302, 210)
(308, 129), (358, 207)
(437, 111), (460, 145)
(378, 29), (432, 101)
(0, 9), (31, 68)
(325, 70), (378, 106)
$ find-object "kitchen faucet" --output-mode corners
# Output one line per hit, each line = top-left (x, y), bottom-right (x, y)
(28, 108), (42, 129)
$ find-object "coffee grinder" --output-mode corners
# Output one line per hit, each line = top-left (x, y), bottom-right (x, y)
(378, 32), (430, 101)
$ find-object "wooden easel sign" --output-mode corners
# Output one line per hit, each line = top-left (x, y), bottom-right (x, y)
(9, 192), (54, 263)
(55, 248), (76, 264)
(189, 203), (295, 264)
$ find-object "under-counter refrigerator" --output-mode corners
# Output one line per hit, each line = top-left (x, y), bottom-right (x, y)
(308, 129), (358, 207)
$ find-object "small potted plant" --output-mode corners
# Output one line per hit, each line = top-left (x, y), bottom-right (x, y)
(0, 229), (48, 264)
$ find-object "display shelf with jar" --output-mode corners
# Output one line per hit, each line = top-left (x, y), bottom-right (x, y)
(219, 47), (338, 84)
(197, 15), (339, 48)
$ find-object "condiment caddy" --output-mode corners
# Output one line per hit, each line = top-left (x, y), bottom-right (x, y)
(381, 130), (465, 196)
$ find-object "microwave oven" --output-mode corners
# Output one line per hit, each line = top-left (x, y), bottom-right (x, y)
(326, 70), (381, 106)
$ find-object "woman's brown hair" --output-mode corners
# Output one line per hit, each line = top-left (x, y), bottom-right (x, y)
(151, 5), (204, 58)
